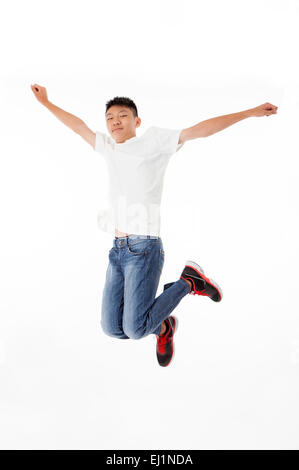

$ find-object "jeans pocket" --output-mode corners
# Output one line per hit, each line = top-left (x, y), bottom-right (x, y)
(127, 239), (150, 255)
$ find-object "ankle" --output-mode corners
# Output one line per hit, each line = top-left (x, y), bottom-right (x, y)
(159, 321), (166, 335)
(183, 278), (192, 292)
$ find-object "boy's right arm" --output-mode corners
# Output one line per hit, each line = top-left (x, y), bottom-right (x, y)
(30, 84), (96, 149)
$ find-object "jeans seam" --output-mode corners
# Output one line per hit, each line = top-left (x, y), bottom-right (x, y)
(142, 250), (149, 335)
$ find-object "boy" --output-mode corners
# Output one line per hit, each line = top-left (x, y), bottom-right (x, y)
(31, 84), (278, 367)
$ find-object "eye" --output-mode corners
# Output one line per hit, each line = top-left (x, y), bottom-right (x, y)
(107, 115), (127, 120)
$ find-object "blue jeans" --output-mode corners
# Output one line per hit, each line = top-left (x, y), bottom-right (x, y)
(101, 234), (190, 339)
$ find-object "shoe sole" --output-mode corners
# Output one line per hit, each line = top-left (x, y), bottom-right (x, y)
(168, 316), (178, 367)
(185, 260), (223, 301)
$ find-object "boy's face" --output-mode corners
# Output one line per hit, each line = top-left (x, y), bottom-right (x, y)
(105, 105), (141, 143)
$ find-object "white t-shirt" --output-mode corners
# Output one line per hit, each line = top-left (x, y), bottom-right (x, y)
(93, 126), (185, 236)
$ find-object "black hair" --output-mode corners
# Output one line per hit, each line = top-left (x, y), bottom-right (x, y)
(105, 96), (138, 118)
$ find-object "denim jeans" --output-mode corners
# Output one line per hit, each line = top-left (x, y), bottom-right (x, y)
(101, 234), (190, 339)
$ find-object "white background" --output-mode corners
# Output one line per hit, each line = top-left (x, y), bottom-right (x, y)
(0, 0), (299, 450)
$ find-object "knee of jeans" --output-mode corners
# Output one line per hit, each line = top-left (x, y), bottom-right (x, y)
(100, 320), (121, 338)
(123, 326), (145, 340)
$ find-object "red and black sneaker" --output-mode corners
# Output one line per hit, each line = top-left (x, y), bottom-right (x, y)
(156, 316), (178, 367)
(180, 260), (223, 302)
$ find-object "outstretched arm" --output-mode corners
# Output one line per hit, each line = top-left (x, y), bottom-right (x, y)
(30, 83), (96, 148)
(178, 102), (278, 144)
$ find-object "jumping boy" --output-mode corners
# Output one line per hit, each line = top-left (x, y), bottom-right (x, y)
(31, 84), (278, 367)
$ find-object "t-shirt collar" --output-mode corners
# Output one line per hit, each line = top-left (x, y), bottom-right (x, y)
(115, 135), (138, 145)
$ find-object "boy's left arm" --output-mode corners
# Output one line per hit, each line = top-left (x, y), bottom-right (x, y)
(178, 102), (278, 144)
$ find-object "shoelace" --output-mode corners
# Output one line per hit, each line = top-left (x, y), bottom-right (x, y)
(185, 273), (222, 300)
(184, 276), (209, 296)
(157, 327), (171, 354)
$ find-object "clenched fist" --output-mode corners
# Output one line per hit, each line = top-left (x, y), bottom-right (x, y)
(248, 102), (278, 117)
(30, 84), (49, 105)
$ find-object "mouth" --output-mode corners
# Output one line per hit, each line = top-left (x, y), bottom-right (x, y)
(113, 128), (123, 132)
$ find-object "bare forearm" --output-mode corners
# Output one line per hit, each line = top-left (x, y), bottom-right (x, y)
(44, 101), (84, 134)
(192, 109), (251, 138)
(180, 102), (277, 143)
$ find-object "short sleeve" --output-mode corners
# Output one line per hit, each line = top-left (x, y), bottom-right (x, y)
(153, 126), (185, 156)
(94, 131), (112, 156)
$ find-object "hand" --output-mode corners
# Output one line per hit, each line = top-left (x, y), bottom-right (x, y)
(247, 102), (278, 117)
(30, 83), (49, 105)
